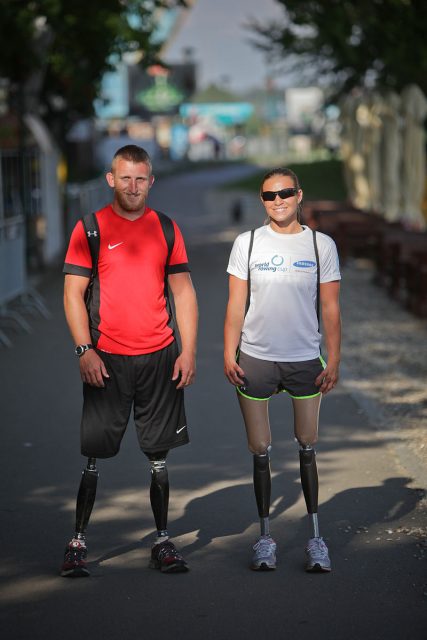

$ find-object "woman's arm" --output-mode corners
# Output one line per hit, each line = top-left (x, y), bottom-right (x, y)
(315, 280), (341, 394)
(224, 275), (248, 385)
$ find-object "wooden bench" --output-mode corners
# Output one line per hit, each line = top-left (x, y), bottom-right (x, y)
(373, 227), (427, 315)
(304, 205), (387, 263)
(303, 201), (427, 316)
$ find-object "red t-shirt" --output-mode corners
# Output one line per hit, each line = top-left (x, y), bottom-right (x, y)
(63, 205), (190, 355)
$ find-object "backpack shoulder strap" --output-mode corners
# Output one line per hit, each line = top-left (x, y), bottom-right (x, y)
(155, 210), (175, 268)
(245, 229), (255, 316)
(154, 210), (177, 334)
(312, 229), (320, 328)
(81, 212), (100, 279)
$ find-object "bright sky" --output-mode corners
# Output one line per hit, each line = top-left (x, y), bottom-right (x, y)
(164, 0), (286, 94)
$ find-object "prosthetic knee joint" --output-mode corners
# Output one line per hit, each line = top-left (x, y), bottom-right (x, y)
(75, 457), (99, 539)
(253, 447), (271, 534)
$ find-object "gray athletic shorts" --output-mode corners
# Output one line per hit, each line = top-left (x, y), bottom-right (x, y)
(81, 341), (188, 458)
(236, 350), (326, 400)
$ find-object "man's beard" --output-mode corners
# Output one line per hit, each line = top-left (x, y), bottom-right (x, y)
(115, 190), (146, 212)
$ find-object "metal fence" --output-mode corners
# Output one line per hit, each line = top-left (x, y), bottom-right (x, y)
(0, 148), (49, 347)
(65, 176), (111, 239)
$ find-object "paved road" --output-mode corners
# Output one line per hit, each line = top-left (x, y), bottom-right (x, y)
(1, 165), (426, 639)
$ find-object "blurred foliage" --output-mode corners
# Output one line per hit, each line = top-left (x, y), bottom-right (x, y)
(0, 0), (187, 144)
(224, 159), (347, 201)
(249, 1), (427, 97)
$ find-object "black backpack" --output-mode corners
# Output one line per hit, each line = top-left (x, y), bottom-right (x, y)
(80, 209), (176, 327)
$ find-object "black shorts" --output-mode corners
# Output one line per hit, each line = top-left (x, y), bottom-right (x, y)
(81, 341), (188, 458)
(236, 350), (326, 400)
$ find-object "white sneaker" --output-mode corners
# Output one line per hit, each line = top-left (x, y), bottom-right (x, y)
(305, 537), (331, 572)
(251, 535), (277, 571)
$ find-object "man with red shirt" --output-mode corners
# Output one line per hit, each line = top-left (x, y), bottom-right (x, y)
(61, 145), (198, 576)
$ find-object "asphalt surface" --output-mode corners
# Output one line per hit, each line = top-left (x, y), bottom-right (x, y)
(1, 164), (426, 640)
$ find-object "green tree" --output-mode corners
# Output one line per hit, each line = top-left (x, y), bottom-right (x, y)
(249, 0), (427, 95)
(0, 0), (187, 144)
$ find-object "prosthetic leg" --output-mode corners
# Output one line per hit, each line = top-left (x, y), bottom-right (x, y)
(237, 394), (276, 569)
(237, 394), (273, 536)
(75, 457), (99, 540)
(145, 450), (189, 573)
(299, 443), (331, 571)
(293, 394), (331, 571)
(292, 396), (322, 539)
(145, 450), (170, 542)
(251, 447), (276, 570)
(299, 445), (319, 538)
(253, 449), (271, 536)
(61, 457), (98, 577)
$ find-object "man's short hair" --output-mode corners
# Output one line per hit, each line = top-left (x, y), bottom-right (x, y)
(112, 145), (152, 173)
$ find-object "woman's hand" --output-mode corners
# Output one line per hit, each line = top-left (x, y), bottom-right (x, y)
(315, 360), (339, 394)
(224, 355), (245, 386)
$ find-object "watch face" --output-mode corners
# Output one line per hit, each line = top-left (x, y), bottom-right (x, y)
(76, 344), (92, 356)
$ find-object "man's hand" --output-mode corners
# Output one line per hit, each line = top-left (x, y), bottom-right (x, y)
(79, 349), (109, 387)
(172, 351), (196, 389)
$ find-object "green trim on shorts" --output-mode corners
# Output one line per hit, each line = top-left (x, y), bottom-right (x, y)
(319, 354), (327, 368)
(288, 391), (322, 400)
(236, 386), (269, 401)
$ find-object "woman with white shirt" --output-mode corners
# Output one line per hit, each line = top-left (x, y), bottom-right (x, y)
(224, 167), (341, 572)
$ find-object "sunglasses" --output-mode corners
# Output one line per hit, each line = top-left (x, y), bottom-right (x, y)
(261, 188), (298, 201)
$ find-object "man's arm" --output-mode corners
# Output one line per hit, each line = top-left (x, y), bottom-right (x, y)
(315, 280), (341, 394)
(223, 275), (247, 386)
(168, 272), (198, 389)
(64, 274), (109, 387)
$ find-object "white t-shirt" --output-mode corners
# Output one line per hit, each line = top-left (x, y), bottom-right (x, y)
(227, 225), (341, 361)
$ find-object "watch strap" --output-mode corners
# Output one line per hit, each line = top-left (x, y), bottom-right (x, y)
(75, 343), (93, 357)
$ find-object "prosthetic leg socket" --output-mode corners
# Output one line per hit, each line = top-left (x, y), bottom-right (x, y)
(299, 446), (318, 515)
(253, 451), (271, 520)
(147, 453), (169, 534)
(75, 458), (98, 538)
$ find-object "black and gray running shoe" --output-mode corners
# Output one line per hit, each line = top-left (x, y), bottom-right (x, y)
(61, 539), (90, 578)
(149, 540), (189, 573)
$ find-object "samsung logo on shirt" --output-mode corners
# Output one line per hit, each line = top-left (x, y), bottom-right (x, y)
(293, 260), (316, 268)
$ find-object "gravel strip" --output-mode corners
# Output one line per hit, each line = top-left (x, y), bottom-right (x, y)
(339, 258), (427, 482)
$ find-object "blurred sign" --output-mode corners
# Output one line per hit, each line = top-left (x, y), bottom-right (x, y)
(180, 103), (253, 125)
(94, 64), (129, 119)
(285, 87), (324, 133)
(170, 124), (189, 160)
(136, 77), (184, 113)
(129, 63), (196, 117)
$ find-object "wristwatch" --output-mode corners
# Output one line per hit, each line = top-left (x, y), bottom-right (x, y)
(75, 343), (93, 357)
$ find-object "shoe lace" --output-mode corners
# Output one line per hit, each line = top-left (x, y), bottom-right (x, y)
(253, 536), (275, 554)
(157, 542), (182, 562)
(307, 537), (328, 558)
(66, 541), (86, 561)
